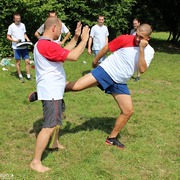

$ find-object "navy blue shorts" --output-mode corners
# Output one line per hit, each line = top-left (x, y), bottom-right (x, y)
(14, 49), (29, 60)
(91, 66), (130, 95)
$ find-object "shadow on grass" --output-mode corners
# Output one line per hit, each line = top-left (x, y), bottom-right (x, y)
(29, 116), (122, 160)
(29, 118), (59, 160)
(29, 118), (43, 138)
(150, 38), (180, 54)
(29, 117), (118, 139)
(62, 117), (116, 135)
(10, 71), (27, 79)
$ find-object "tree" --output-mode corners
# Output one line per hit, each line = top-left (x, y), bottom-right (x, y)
(61, 0), (136, 40)
(0, 0), (65, 57)
(130, 0), (180, 43)
(0, 0), (137, 56)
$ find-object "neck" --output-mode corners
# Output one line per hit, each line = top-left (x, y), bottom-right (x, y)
(42, 33), (54, 41)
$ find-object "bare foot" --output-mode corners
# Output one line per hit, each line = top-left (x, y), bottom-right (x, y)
(30, 161), (50, 173)
(57, 143), (65, 150)
(49, 142), (65, 150)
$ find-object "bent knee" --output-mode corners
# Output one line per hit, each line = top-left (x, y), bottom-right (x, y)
(25, 60), (30, 65)
(123, 108), (134, 117)
(72, 85), (83, 91)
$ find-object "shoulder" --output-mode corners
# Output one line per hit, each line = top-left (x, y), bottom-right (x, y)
(37, 39), (60, 50)
(114, 34), (135, 43)
(8, 23), (15, 28)
(36, 39), (70, 61)
(20, 22), (25, 26)
(92, 24), (98, 29)
(146, 44), (155, 53)
(108, 35), (135, 52)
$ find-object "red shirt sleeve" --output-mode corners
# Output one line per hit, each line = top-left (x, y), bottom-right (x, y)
(37, 40), (70, 62)
(108, 35), (136, 52)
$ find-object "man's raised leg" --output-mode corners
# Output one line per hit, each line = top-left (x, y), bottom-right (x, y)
(65, 73), (98, 92)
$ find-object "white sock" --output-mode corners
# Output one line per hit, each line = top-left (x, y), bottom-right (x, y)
(27, 74), (31, 78)
(19, 74), (23, 78)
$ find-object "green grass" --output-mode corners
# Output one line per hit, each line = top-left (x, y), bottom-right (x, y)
(0, 32), (179, 179)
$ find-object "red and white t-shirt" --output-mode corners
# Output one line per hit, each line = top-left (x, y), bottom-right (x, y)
(100, 35), (154, 84)
(34, 39), (70, 100)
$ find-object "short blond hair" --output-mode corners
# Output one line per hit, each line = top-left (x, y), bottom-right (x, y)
(44, 17), (61, 30)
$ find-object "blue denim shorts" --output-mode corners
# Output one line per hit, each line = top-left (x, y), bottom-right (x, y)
(14, 49), (29, 60)
(91, 66), (130, 95)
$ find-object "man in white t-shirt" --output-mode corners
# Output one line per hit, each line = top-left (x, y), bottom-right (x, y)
(30, 17), (89, 173)
(7, 13), (31, 82)
(130, 18), (141, 35)
(34, 10), (71, 45)
(88, 15), (109, 63)
(66, 24), (154, 150)
(130, 18), (141, 81)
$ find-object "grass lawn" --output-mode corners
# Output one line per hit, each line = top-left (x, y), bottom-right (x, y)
(0, 32), (179, 179)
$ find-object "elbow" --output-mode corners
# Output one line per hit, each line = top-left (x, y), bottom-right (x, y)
(67, 56), (79, 61)
(72, 56), (79, 61)
(6, 35), (9, 40)
(139, 67), (147, 74)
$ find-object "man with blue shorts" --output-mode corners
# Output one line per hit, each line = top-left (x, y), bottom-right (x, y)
(65, 24), (155, 150)
(7, 13), (31, 83)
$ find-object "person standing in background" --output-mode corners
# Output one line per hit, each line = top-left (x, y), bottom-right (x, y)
(130, 18), (141, 81)
(88, 15), (109, 63)
(130, 18), (141, 35)
(7, 13), (31, 83)
(34, 10), (71, 46)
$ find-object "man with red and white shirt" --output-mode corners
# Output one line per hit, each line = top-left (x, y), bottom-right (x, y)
(65, 24), (154, 150)
(30, 17), (89, 173)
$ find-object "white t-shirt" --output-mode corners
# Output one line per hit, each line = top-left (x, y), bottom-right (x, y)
(57, 22), (69, 41)
(37, 22), (69, 41)
(7, 22), (27, 49)
(130, 29), (136, 35)
(90, 24), (109, 50)
(34, 38), (70, 100)
(100, 35), (154, 84)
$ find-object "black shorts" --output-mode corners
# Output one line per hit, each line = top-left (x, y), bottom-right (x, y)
(42, 99), (63, 128)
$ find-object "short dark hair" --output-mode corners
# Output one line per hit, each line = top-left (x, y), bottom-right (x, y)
(48, 10), (57, 15)
(13, 12), (21, 18)
(133, 18), (140, 23)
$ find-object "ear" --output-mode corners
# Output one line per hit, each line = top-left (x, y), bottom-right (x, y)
(52, 25), (56, 32)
